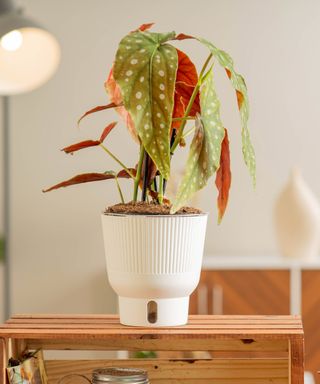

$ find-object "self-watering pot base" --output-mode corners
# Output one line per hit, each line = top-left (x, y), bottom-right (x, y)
(118, 296), (189, 327)
(102, 213), (208, 327)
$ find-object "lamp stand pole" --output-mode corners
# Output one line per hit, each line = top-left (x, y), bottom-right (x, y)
(2, 95), (10, 320)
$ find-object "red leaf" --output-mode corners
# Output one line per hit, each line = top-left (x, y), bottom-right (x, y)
(215, 129), (231, 223)
(117, 168), (136, 179)
(62, 140), (101, 154)
(175, 33), (194, 41)
(172, 49), (200, 130)
(43, 173), (116, 192)
(105, 68), (139, 143)
(99, 122), (117, 142)
(133, 23), (154, 32)
(77, 103), (118, 125)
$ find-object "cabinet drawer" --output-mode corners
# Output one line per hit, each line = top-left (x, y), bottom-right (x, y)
(190, 270), (290, 315)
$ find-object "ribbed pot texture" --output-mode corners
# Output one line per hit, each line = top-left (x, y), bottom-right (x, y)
(101, 213), (208, 326)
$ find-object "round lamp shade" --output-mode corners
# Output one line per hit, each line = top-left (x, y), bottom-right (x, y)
(0, 10), (60, 95)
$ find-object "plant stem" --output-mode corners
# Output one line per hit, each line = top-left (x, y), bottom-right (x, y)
(158, 174), (164, 204)
(171, 53), (213, 153)
(172, 116), (195, 122)
(163, 130), (176, 195)
(182, 126), (196, 139)
(153, 177), (158, 193)
(133, 145), (145, 202)
(141, 151), (149, 202)
(99, 144), (134, 179)
(115, 177), (125, 203)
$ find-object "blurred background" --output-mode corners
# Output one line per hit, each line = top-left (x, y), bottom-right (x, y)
(0, 0), (320, 321)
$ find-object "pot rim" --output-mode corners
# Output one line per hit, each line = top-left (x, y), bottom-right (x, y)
(101, 212), (208, 218)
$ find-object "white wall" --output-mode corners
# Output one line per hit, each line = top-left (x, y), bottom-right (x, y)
(4, 0), (320, 315)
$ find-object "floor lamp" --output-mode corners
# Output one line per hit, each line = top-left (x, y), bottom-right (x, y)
(0, 0), (60, 320)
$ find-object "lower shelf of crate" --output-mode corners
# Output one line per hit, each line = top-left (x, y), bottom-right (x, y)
(46, 358), (290, 384)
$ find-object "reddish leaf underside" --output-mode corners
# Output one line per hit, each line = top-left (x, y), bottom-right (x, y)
(215, 129), (231, 223)
(99, 122), (117, 142)
(174, 33), (194, 41)
(77, 103), (118, 125)
(43, 173), (116, 192)
(62, 140), (101, 154)
(134, 23), (155, 32)
(117, 168), (136, 179)
(62, 122), (117, 154)
(43, 168), (136, 193)
(172, 49), (200, 131)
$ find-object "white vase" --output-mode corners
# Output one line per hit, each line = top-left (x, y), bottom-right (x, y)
(101, 213), (207, 326)
(274, 169), (320, 260)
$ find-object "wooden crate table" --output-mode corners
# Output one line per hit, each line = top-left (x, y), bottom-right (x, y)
(0, 314), (304, 383)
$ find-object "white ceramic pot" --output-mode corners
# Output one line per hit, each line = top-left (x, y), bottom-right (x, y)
(101, 213), (208, 326)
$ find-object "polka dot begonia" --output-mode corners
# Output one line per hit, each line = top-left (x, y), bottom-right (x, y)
(113, 30), (178, 179)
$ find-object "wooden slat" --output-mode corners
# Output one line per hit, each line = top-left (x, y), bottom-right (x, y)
(45, 358), (289, 383)
(5, 318), (301, 328)
(0, 315), (303, 340)
(0, 329), (304, 343)
(9, 314), (300, 320)
(3, 315), (302, 329)
(0, 338), (7, 384)
(4, 315), (303, 324)
(1, 324), (303, 331)
(25, 338), (289, 352)
(289, 338), (305, 384)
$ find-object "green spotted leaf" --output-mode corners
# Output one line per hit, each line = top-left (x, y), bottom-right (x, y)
(198, 37), (256, 185)
(171, 69), (225, 213)
(171, 68), (226, 213)
(200, 69), (225, 171)
(171, 117), (204, 213)
(113, 31), (178, 179)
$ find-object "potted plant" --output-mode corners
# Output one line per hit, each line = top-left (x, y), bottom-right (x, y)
(44, 23), (255, 326)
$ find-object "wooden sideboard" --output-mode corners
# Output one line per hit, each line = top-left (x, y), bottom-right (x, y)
(189, 256), (320, 382)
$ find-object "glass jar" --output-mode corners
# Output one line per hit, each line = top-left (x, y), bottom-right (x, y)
(92, 368), (149, 384)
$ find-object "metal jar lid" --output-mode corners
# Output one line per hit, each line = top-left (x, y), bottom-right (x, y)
(92, 368), (149, 383)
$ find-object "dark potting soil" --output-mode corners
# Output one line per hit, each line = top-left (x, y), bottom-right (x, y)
(104, 201), (202, 215)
